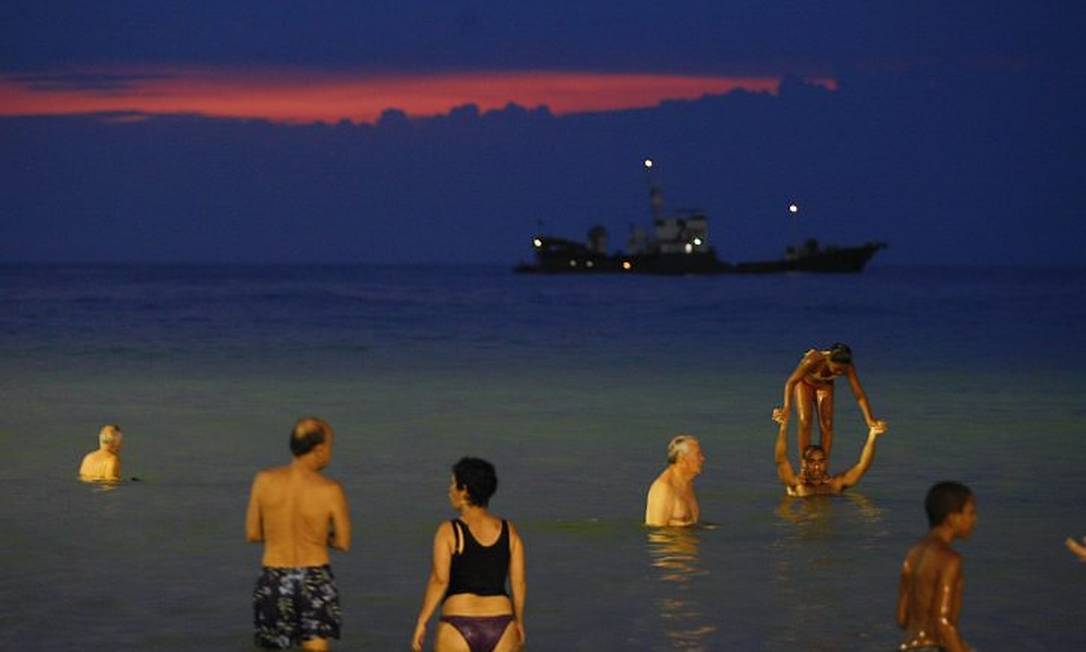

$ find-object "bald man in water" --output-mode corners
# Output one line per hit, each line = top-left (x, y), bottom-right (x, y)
(78, 424), (123, 482)
(645, 434), (705, 527)
(246, 417), (352, 650)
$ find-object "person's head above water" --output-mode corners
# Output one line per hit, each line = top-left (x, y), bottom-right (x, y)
(289, 417), (335, 467)
(667, 434), (705, 476)
(800, 445), (828, 482)
(98, 424), (123, 452)
(451, 457), (498, 508)
(925, 481), (976, 536)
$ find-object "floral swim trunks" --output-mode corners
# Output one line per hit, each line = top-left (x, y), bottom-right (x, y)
(253, 565), (341, 649)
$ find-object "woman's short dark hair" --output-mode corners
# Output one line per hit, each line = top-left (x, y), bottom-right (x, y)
(452, 457), (498, 508)
(828, 342), (853, 364)
(289, 418), (331, 457)
(925, 481), (973, 527)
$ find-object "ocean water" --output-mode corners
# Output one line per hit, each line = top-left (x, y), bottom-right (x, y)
(1, 264), (1084, 651)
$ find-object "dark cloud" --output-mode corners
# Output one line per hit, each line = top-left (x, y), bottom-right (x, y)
(2, 69), (1082, 266)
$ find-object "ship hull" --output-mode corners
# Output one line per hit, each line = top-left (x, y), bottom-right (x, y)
(516, 242), (886, 274)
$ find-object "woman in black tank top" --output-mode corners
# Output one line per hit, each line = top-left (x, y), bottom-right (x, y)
(411, 457), (526, 652)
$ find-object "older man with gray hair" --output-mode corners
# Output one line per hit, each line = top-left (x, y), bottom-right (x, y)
(644, 434), (705, 527)
(78, 424), (124, 482)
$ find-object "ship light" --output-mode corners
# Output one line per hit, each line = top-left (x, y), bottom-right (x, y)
(644, 159), (653, 168)
(684, 243), (693, 254)
(586, 260), (594, 268)
(533, 238), (543, 248)
(622, 261), (632, 270)
(788, 203), (799, 213)
(569, 260), (577, 267)
(693, 237), (703, 246)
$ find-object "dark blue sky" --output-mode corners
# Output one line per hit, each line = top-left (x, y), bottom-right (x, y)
(2, 2), (1083, 265)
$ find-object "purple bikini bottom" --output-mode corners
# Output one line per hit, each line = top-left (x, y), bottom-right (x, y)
(440, 614), (515, 652)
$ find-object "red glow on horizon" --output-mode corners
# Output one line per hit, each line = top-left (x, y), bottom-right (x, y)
(0, 68), (838, 124)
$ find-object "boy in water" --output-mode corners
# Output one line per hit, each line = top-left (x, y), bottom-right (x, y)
(897, 481), (977, 652)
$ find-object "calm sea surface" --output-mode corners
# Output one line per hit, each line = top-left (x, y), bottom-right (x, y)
(1, 264), (1084, 650)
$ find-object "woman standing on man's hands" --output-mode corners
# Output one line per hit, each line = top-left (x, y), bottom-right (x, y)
(772, 343), (887, 463)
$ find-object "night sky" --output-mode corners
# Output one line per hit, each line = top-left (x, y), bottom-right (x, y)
(2, 2), (1083, 265)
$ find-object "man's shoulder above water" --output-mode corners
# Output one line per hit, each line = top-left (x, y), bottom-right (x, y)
(79, 450), (120, 481)
(254, 465), (343, 493)
(786, 475), (848, 497)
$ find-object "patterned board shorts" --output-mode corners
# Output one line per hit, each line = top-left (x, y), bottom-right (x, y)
(253, 565), (341, 649)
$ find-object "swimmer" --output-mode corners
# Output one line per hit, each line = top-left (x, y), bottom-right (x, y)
(412, 457), (526, 652)
(775, 418), (886, 496)
(78, 424), (123, 482)
(645, 434), (705, 526)
(772, 343), (886, 463)
(246, 417), (351, 650)
(897, 481), (977, 652)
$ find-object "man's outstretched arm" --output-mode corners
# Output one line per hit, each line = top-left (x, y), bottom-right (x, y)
(774, 421), (797, 487)
(835, 424), (886, 490)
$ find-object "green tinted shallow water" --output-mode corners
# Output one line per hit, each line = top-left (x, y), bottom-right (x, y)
(1, 265), (1084, 650)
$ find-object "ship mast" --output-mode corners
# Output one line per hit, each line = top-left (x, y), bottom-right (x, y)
(644, 158), (665, 222)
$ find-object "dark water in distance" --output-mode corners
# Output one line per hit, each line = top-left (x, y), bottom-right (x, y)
(1, 264), (1084, 650)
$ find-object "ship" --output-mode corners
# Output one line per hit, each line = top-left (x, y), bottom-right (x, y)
(514, 160), (886, 275)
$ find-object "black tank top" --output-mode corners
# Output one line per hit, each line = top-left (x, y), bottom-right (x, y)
(444, 518), (510, 599)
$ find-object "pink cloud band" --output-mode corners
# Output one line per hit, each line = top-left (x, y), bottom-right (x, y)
(0, 67), (836, 123)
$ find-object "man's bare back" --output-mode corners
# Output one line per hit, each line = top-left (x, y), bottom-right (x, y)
(79, 449), (120, 482)
(247, 418), (351, 650)
(246, 464), (350, 567)
(78, 425), (123, 482)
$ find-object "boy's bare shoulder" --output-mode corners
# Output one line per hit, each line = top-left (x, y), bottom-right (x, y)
(906, 537), (959, 567)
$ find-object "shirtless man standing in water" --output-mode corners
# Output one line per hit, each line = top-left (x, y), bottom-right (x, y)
(78, 424), (123, 482)
(246, 417), (352, 650)
(774, 418), (886, 496)
(897, 481), (977, 652)
(645, 435), (704, 527)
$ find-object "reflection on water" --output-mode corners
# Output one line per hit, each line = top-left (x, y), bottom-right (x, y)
(81, 479), (123, 493)
(646, 527), (716, 650)
(775, 492), (883, 539)
(768, 492), (888, 649)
